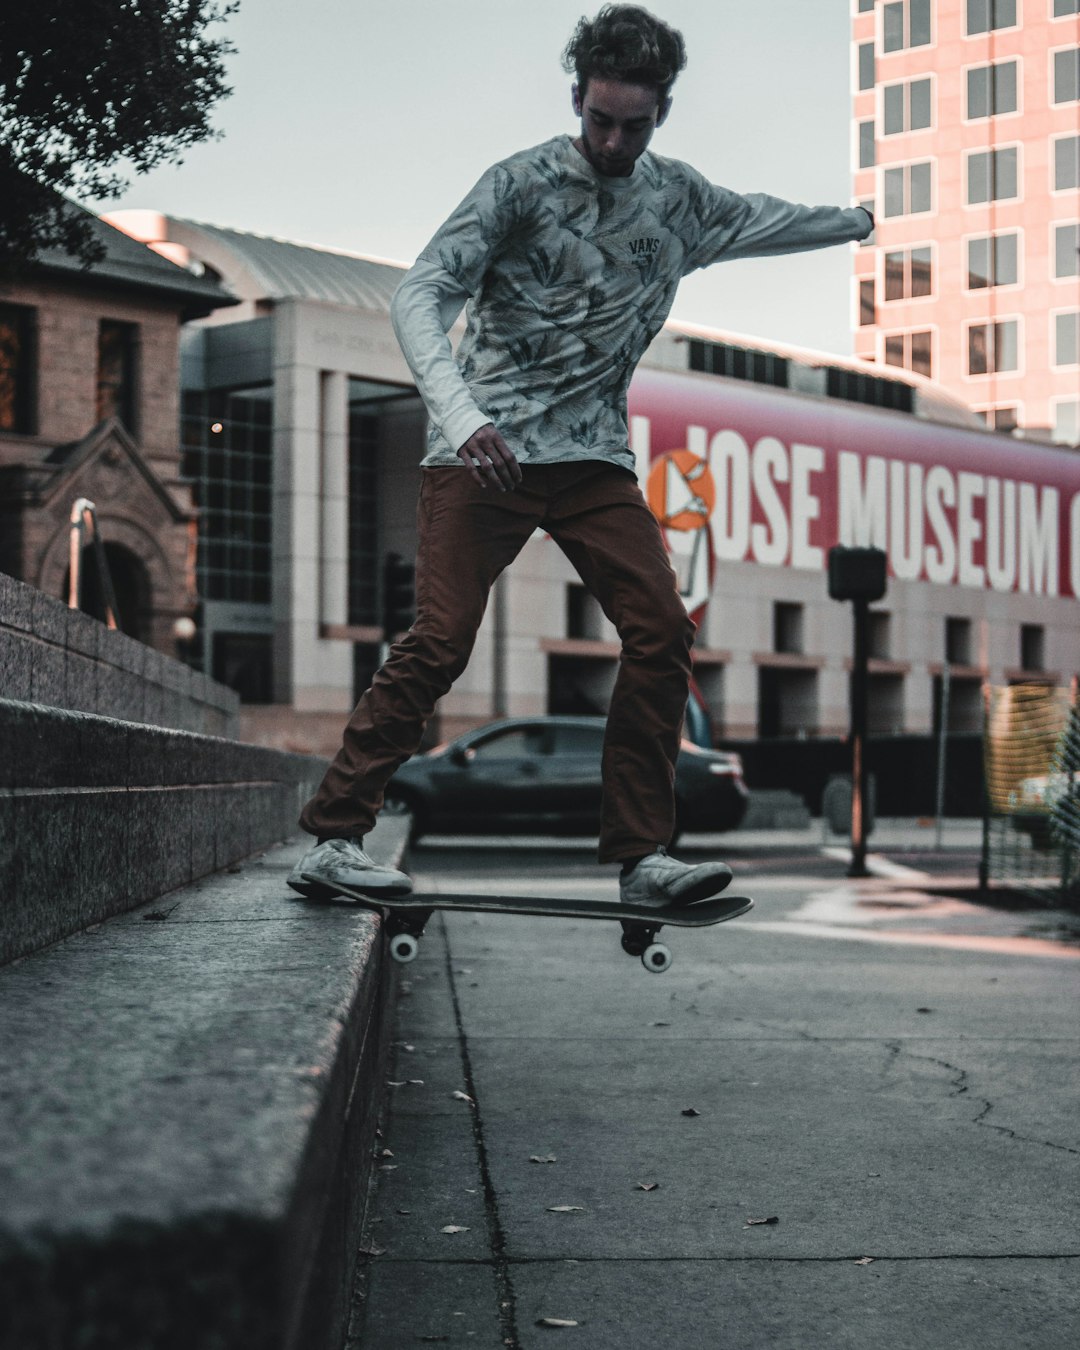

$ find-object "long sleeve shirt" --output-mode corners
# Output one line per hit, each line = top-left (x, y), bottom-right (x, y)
(390, 134), (873, 472)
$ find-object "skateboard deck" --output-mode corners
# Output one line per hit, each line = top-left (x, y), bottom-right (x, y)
(299, 873), (752, 973)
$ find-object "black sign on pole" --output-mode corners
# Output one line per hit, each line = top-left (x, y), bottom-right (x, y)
(827, 545), (887, 878)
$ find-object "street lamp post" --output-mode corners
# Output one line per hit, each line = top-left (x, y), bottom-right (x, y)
(828, 545), (888, 879)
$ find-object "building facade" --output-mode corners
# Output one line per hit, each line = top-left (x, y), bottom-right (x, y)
(108, 212), (1080, 757)
(851, 0), (1080, 445)
(0, 214), (234, 653)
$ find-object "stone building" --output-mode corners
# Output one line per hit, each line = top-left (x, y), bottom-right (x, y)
(0, 210), (235, 656)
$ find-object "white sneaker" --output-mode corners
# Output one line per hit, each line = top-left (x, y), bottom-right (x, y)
(619, 847), (733, 909)
(288, 838), (413, 899)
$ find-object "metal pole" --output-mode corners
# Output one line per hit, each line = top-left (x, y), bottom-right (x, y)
(848, 597), (870, 878)
(935, 661), (951, 850)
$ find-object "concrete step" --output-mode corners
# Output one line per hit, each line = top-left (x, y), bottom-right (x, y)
(0, 698), (328, 965)
(0, 817), (406, 1350)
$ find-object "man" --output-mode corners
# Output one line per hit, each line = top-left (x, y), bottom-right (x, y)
(290, 4), (873, 907)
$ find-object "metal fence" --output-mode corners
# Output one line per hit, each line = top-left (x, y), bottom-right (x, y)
(982, 682), (1079, 903)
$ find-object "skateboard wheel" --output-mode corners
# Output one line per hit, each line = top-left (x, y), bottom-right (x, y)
(641, 943), (673, 974)
(389, 932), (420, 964)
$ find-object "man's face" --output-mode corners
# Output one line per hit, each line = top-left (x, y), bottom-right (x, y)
(572, 77), (669, 177)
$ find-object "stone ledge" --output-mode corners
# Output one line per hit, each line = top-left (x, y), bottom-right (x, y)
(0, 817), (408, 1350)
(0, 699), (328, 965)
(0, 571), (239, 737)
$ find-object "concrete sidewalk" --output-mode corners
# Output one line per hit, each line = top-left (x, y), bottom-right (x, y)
(351, 845), (1079, 1349)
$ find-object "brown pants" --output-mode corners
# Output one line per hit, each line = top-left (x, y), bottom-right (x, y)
(298, 461), (694, 863)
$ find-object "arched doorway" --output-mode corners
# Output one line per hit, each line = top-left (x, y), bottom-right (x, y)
(62, 542), (151, 642)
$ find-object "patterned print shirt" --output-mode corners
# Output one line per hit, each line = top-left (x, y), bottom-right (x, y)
(391, 134), (872, 470)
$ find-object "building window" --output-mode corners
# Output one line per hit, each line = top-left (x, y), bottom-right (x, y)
(884, 246), (933, 300)
(945, 617), (972, 666)
(826, 366), (914, 412)
(868, 611), (891, 661)
(967, 61), (1018, 119)
(966, 0), (1017, 33)
(858, 199), (877, 245)
(883, 0), (932, 52)
(966, 146), (1018, 204)
(1053, 399), (1080, 445)
(884, 329), (933, 377)
(859, 120), (876, 168)
(688, 338), (789, 388)
(0, 302), (35, 435)
(968, 319), (1019, 375)
(859, 0), (876, 11)
(773, 602), (804, 655)
(1020, 625), (1045, 673)
(180, 386), (273, 605)
(860, 278), (876, 326)
(1056, 135), (1080, 191)
(858, 41), (876, 91)
(1055, 0), (1080, 16)
(347, 385), (381, 626)
(967, 232), (1019, 288)
(883, 161), (933, 216)
(1054, 223), (1080, 278)
(983, 405), (1019, 432)
(883, 77), (933, 134)
(1056, 311), (1080, 366)
(96, 320), (137, 432)
(1055, 48), (1080, 104)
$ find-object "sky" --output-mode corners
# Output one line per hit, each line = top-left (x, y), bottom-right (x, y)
(93, 0), (861, 354)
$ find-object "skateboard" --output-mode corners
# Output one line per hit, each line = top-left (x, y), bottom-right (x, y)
(299, 878), (752, 973)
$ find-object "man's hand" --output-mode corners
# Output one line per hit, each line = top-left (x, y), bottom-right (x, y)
(457, 423), (522, 492)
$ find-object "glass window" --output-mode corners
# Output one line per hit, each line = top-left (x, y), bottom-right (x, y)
(550, 723), (604, 755)
(909, 161), (932, 212)
(946, 617), (972, 666)
(968, 63), (1017, 119)
(1056, 312), (1080, 366)
(967, 147), (1018, 203)
(909, 0), (931, 45)
(1053, 400), (1080, 445)
(1020, 625), (1045, 672)
(911, 246), (933, 296)
(884, 167), (905, 218)
(859, 41), (876, 90)
(968, 237), (991, 288)
(1056, 223), (1080, 277)
(910, 331), (932, 377)
(884, 83), (905, 134)
(860, 278), (876, 326)
(883, 2), (904, 51)
(859, 0), (877, 11)
(1056, 135), (1080, 191)
(859, 199), (877, 246)
(885, 251), (906, 300)
(967, 0), (1017, 33)
(1056, 48), (1080, 104)
(471, 726), (547, 760)
(885, 334), (906, 367)
(992, 406), (1018, 432)
(910, 78), (932, 129)
(0, 303), (34, 435)
(181, 385), (274, 605)
(96, 321), (137, 432)
(773, 603), (804, 655)
(968, 321), (1019, 374)
(1055, 1), (1080, 18)
(859, 121), (876, 168)
(995, 233), (1019, 285)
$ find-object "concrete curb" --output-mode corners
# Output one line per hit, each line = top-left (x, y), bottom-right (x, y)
(0, 813), (408, 1350)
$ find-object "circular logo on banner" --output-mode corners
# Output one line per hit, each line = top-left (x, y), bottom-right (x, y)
(646, 450), (715, 532)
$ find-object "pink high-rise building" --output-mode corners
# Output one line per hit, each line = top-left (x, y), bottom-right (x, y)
(851, 0), (1080, 445)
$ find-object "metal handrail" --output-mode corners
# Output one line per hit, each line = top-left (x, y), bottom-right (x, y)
(68, 498), (121, 631)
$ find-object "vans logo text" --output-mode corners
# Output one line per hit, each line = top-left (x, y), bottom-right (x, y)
(629, 237), (661, 256)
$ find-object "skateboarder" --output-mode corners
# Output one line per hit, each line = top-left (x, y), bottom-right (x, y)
(290, 4), (873, 908)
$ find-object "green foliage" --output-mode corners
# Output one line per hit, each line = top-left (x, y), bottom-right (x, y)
(0, 1), (238, 270)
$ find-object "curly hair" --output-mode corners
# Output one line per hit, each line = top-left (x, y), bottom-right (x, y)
(561, 5), (687, 103)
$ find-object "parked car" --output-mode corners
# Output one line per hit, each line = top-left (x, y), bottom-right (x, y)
(385, 715), (749, 841)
